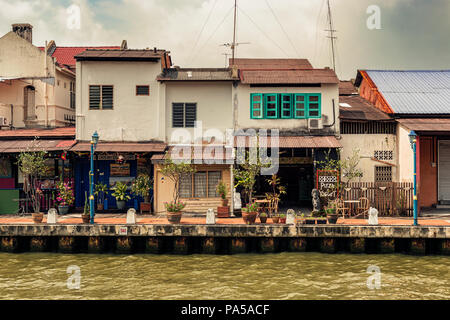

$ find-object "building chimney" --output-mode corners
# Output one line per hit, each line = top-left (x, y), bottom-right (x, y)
(12, 23), (33, 43)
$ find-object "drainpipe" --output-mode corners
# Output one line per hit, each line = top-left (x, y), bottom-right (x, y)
(10, 104), (13, 129)
(44, 41), (48, 127)
(230, 163), (234, 216)
(323, 98), (336, 131)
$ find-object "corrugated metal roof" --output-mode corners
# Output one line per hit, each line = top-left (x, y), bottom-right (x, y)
(240, 69), (339, 84)
(365, 70), (450, 114)
(0, 127), (75, 138)
(397, 118), (450, 132)
(234, 136), (341, 148)
(71, 142), (167, 152)
(157, 68), (234, 81)
(230, 58), (313, 70)
(339, 81), (358, 95)
(75, 49), (166, 61)
(0, 139), (76, 153)
(339, 96), (393, 121)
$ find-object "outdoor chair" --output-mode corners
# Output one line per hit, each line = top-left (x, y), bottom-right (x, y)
(357, 197), (370, 218)
(336, 198), (349, 219)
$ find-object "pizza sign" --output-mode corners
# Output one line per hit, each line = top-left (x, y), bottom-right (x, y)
(316, 170), (339, 198)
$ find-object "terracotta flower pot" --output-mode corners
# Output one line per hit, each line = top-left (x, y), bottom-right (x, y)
(327, 214), (338, 224)
(259, 216), (267, 224)
(82, 215), (90, 224)
(97, 203), (104, 211)
(242, 211), (257, 224)
(272, 216), (280, 224)
(140, 202), (151, 213)
(167, 211), (182, 224)
(32, 212), (44, 224)
(279, 217), (286, 224)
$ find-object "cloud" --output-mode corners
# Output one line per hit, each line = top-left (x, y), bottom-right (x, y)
(0, 0), (448, 79)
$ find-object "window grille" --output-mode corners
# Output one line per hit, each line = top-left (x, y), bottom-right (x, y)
(375, 166), (392, 182)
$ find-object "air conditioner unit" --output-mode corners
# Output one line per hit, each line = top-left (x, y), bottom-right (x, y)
(308, 118), (323, 130)
(0, 117), (7, 126)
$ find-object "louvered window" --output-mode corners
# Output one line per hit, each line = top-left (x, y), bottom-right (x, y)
(136, 85), (150, 96)
(172, 103), (197, 128)
(89, 85), (113, 109)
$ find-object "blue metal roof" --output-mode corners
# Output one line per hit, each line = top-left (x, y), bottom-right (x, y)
(365, 70), (450, 114)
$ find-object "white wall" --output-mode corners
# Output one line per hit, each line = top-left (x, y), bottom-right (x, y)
(165, 81), (233, 143)
(235, 83), (339, 134)
(397, 124), (414, 182)
(340, 133), (397, 182)
(76, 60), (163, 141)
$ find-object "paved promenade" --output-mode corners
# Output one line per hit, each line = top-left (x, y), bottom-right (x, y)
(0, 214), (449, 226)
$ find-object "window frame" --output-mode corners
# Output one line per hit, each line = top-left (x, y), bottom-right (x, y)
(89, 84), (114, 110)
(264, 93), (278, 119)
(280, 94), (293, 119)
(250, 93), (263, 119)
(171, 102), (197, 128)
(136, 85), (150, 96)
(306, 93), (321, 119)
(179, 170), (223, 199)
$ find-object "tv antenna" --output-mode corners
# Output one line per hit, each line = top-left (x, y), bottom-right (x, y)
(221, 0), (250, 65)
(325, 0), (337, 71)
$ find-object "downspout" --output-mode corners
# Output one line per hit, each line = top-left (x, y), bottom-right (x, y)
(10, 104), (13, 129)
(323, 98), (336, 130)
(44, 41), (48, 127)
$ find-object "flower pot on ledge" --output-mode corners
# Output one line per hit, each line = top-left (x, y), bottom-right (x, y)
(217, 206), (230, 218)
(32, 212), (44, 223)
(167, 211), (182, 224)
(242, 211), (257, 224)
(140, 202), (151, 214)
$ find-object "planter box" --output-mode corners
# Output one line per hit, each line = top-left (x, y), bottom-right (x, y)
(140, 202), (151, 214)
(217, 206), (230, 218)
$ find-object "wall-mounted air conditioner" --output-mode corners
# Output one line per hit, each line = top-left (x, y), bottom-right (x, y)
(308, 118), (323, 130)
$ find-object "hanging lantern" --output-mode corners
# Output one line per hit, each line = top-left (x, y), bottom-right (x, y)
(61, 151), (67, 161)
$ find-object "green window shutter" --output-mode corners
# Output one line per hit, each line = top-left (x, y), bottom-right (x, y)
(307, 93), (321, 118)
(264, 93), (278, 119)
(293, 94), (306, 119)
(250, 93), (263, 119)
(280, 94), (292, 119)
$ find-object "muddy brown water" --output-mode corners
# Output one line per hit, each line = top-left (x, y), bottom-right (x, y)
(0, 252), (448, 300)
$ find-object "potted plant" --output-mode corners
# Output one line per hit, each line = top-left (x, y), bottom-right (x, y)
(164, 201), (186, 224)
(296, 213), (306, 225)
(305, 217), (316, 225)
(131, 174), (152, 213)
(160, 156), (196, 224)
(279, 213), (286, 224)
(216, 181), (228, 206)
(94, 182), (109, 211)
(326, 199), (338, 224)
(82, 191), (90, 223)
(272, 214), (280, 224)
(316, 214), (328, 224)
(56, 181), (74, 215)
(111, 181), (131, 210)
(259, 212), (268, 224)
(17, 147), (46, 223)
(241, 202), (258, 224)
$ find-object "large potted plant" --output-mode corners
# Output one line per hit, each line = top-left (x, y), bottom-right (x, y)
(111, 181), (131, 210)
(131, 174), (152, 213)
(159, 156), (196, 224)
(326, 199), (338, 224)
(94, 182), (108, 211)
(241, 202), (258, 224)
(56, 181), (74, 215)
(17, 147), (46, 223)
(215, 181), (230, 218)
(82, 191), (90, 223)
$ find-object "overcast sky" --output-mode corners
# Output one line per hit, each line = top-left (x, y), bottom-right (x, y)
(1, 0), (449, 79)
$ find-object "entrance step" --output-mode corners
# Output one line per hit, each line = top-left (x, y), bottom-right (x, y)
(435, 204), (450, 209)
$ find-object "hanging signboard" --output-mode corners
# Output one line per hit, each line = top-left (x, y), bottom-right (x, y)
(96, 154), (135, 161)
(316, 169), (340, 198)
(110, 163), (130, 177)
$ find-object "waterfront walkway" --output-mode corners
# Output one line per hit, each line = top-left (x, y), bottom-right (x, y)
(1, 214), (449, 226)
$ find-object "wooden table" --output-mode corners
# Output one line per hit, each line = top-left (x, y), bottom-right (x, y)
(344, 200), (360, 216)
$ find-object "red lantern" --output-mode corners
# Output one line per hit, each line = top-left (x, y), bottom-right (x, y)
(61, 151), (67, 161)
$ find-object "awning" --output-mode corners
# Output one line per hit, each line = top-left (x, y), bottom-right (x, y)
(234, 136), (342, 149)
(70, 142), (167, 153)
(0, 139), (76, 153)
(151, 145), (234, 162)
(397, 118), (450, 132)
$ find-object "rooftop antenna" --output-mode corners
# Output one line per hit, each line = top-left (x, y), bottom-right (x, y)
(326, 0), (337, 71)
(220, 0), (250, 66)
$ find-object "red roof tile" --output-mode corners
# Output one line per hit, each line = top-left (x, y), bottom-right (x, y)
(71, 142), (167, 152)
(39, 46), (120, 67)
(240, 69), (339, 84)
(0, 127), (75, 138)
(230, 58), (313, 70)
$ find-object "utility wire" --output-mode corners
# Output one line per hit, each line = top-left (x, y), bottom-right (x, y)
(264, 0), (300, 58)
(188, 0), (220, 64)
(313, 0), (326, 66)
(237, 5), (290, 58)
(191, 5), (235, 65)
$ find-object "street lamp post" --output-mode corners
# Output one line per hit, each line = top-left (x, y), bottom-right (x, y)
(90, 131), (99, 224)
(408, 130), (418, 226)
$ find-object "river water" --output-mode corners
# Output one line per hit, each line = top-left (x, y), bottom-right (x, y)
(0, 252), (448, 300)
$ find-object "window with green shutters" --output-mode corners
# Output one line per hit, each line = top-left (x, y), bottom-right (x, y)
(307, 94), (321, 118)
(250, 93), (321, 120)
(264, 94), (278, 119)
(250, 93), (263, 119)
(281, 94), (292, 118)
